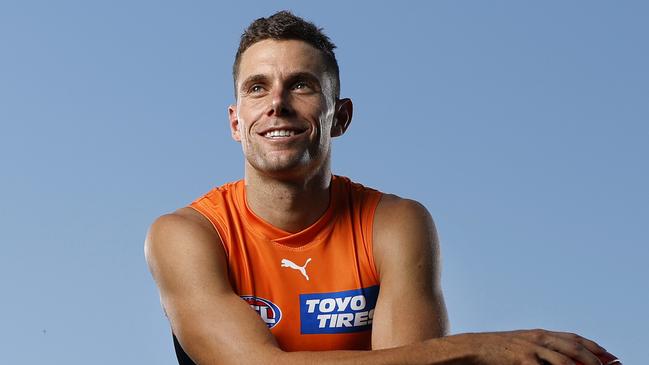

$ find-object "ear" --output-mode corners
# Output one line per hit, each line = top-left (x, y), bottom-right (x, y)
(330, 98), (353, 137)
(228, 104), (242, 142)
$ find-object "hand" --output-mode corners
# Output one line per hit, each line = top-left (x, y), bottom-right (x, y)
(573, 351), (622, 365)
(448, 329), (615, 365)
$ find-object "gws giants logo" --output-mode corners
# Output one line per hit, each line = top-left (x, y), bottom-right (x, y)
(241, 296), (282, 329)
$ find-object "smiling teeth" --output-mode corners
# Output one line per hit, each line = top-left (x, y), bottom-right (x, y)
(265, 130), (296, 138)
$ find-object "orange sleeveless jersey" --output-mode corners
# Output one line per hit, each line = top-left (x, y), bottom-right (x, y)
(189, 175), (382, 351)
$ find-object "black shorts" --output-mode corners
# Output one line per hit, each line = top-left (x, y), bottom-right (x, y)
(173, 333), (196, 365)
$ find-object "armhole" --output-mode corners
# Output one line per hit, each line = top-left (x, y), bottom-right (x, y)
(188, 200), (230, 259)
(362, 190), (382, 283)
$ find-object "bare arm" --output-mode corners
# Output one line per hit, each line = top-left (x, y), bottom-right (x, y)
(371, 195), (449, 349)
(144, 208), (470, 364)
(144, 208), (610, 365)
(367, 196), (614, 365)
(144, 209), (280, 364)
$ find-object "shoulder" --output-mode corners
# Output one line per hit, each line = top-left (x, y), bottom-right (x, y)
(146, 208), (218, 245)
(144, 208), (224, 275)
(375, 193), (436, 239)
(333, 176), (432, 230)
(372, 194), (440, 278)
(376, 193), (432, 221)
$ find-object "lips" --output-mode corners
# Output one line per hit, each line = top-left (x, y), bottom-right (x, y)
(258, 126), (308, 138)
(264, 129), (298, 138)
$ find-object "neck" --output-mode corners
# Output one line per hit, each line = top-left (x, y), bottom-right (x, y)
(244, 166), (332, 233)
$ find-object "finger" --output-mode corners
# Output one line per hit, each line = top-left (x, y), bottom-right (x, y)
(549, 331), (607, 355)
(536, 346), (576, 365)
(544, 335), (602, 365)
(597, 352), (622, 365)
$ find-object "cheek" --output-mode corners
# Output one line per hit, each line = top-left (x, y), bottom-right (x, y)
(238, 101), (267, 133)
(317, 106), (336, 134)
(295, 96), (331, 125)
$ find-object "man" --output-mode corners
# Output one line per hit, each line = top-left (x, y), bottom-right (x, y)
(145, 11), (616, 365)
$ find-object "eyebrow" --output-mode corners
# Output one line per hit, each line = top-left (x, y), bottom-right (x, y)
(286, 72), (319, 83)
(240, 74), (268, 91)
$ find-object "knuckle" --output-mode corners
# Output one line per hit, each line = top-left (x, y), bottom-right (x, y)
(531, 328), (546, 342)
(571, 341), (585, 353)
(568, 332), (581, 341)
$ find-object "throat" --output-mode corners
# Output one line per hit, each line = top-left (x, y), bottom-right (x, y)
(244, 177), (331, 233)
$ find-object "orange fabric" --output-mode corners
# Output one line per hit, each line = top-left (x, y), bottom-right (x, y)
(189, 175), (382, 351)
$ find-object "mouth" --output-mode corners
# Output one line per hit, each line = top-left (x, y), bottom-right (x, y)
(259, 127), (308, 139)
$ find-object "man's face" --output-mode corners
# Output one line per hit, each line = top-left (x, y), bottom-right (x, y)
(229, 39), (348, 179)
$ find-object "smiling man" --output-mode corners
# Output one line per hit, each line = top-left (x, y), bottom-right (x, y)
(145, 11), (616, 365)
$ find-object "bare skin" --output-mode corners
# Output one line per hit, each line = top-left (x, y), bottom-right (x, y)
(145, 39), (614, 365)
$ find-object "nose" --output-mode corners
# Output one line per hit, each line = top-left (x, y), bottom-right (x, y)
(267, 86), (292, 117)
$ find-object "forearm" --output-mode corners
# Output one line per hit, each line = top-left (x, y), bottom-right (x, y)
(269, 336), (475, 365)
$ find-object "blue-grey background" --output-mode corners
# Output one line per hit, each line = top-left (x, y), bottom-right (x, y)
(1, 1), (646, 363)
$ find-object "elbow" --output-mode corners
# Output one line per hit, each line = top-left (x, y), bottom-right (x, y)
(172, 327), (286, 365)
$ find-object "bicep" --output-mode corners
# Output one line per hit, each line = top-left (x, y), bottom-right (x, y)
(145, 212), (281, 364)
(370, 197), (449, 350)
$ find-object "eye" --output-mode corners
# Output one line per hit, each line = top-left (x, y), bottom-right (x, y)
(292, 81), (311, 92)
(250, 84), (264, 93)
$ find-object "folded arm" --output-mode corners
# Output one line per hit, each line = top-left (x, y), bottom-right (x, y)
(144, 207), (609, 365)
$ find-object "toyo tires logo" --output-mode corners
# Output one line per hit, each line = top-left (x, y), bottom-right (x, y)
(299, 285), (379, 334)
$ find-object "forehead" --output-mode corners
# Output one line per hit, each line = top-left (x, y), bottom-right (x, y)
(237, 39), (328, 82)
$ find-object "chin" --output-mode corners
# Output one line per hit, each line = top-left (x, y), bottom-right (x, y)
(250, 156), (324, 180)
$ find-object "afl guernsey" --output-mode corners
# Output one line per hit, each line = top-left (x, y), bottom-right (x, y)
(188, 175), (382, 352)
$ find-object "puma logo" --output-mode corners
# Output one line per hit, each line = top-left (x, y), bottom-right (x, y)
(280, 258), (312, 281)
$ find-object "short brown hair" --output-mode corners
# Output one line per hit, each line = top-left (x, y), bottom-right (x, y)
(232, 11), (340, 99)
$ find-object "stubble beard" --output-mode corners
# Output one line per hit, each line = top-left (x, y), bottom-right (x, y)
(244, 141), (330, 181)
